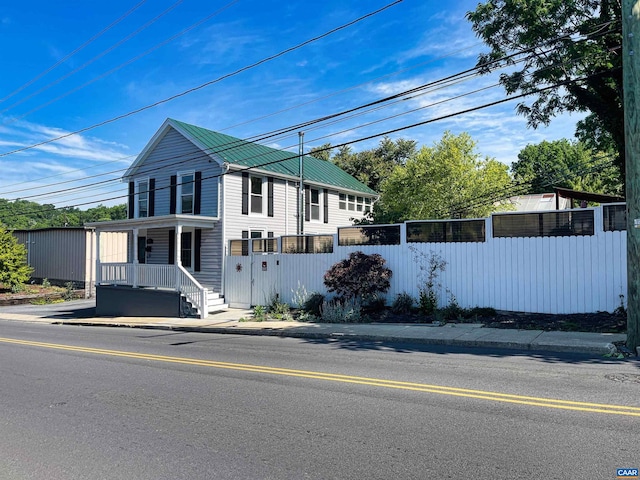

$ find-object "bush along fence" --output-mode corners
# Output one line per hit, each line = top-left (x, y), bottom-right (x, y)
(224, 204), (627, 314)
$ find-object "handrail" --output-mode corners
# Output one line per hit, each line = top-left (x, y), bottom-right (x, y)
(177, 265), (208, 319)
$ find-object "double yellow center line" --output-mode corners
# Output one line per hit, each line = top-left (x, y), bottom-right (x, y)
(2, 336), (639, 417)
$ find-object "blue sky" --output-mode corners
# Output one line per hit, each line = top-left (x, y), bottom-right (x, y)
(0, 0), (585, 208)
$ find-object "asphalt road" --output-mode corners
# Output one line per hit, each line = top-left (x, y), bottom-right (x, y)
(1, 321), (638, 480)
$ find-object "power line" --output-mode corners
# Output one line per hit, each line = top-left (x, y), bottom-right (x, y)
(0, 48), (618, 207)
(0, 0), (147, 105)
(4, 0), (241, 123)
(1, 0), (185, 116)
(0, 70), (615, 221)
(0, 0), (403, 159)
(2, 16), (615, 192)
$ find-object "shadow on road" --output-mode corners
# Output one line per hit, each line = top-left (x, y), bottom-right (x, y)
(297, 337), (640, 366)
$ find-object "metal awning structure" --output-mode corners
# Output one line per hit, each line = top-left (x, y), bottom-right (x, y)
(553, 187), (625, 209)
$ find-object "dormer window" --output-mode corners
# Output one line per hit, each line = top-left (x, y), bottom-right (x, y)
(178, 172), (194, 214)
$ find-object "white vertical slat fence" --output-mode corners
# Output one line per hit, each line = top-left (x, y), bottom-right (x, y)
(224, 207), (628, 314)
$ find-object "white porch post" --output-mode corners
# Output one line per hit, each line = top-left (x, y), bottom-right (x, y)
(175, 225), (182, 291)
(133, 228), (139, 288)
(95, 230), (101, 285)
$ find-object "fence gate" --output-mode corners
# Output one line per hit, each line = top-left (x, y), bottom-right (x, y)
(224, 254), (283, 308)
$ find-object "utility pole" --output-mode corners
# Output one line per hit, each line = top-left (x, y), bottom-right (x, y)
(298, 131), (305, 235)
(623, 0), (640, 352)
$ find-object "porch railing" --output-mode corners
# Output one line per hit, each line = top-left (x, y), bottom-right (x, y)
(177, 266), (208, 318)
(99, 263), (133, 285)
(137, 264), (176, 288)
(98, 263), (208, 318)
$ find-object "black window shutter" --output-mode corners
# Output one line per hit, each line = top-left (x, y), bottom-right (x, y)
(148, 178), (155, 217)
(194, 229), (202, 272)
(323, 189), (329, 224)
(170, 175), (177, 215)
(242, 173), (249, 215)
(194, 171), (202, 215)
(304, 185), (310, 221)
(267, 177), (274, 217)
(128, 181), (135, 219)
(168, 229), (175, 265)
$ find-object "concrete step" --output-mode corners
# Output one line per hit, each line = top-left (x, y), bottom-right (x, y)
(208, 303), (229, 313)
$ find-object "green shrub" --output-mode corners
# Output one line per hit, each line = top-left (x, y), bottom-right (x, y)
(364, 293), (386, 311)
(63, 281), (76, 300)
(391, 292), (414, 314)
(0, 227), (32, 288)
(303, 293), (325, 316)
(440, 294), (468, 320)
(324, 251), (392, 302)
(266, 295), (292, 321)
(253, 305), (267, 321)
(320, 297), (363, 323)
(42, 278), (51, 288)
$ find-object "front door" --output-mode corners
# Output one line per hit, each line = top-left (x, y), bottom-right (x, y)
(181, 231), (193, 270)
(137, 236), (147, 264)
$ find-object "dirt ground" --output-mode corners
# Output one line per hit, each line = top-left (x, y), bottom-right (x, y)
(365, 308), (627, 333)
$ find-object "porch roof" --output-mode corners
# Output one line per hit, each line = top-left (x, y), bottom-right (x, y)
(87, 214), (219, 232)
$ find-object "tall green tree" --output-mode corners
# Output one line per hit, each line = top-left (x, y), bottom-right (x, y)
(0, 227), (32, 288)
(375, 132), (513, 222)
(467, 0), (624, 179)
(330, 137), (417, 192)
(512, 139), (622, 195)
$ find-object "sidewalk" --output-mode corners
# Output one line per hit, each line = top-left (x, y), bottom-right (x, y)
(0, 300), (631, 356)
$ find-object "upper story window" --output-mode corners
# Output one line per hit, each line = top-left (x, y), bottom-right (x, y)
(137, 179), (149, 218)
(310, 188), (320, 221)
(250, 176), (263, 214)
(339, 193), (346, 210)
(178, 172), (194, 214)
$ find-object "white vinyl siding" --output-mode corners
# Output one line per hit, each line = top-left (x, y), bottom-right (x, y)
(127, 128), (221, 217)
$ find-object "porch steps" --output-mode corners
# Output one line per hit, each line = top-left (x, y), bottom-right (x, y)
(207, 291), (228, 314)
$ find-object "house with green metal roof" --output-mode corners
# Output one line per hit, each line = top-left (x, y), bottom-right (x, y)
(88, 118), (377, 318)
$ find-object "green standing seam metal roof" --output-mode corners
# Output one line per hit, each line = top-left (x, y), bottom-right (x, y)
(170, 119), (377, 196)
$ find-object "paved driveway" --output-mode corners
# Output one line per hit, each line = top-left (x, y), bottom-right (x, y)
(0, 299), (96, 319)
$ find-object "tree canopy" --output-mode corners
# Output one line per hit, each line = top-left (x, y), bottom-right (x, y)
(311, 136), (418, 193)
(512, 139), (622, 195)
(0, 199), (126, 230)
(467, 0), (624, 179)
(374, 131), (513, 222)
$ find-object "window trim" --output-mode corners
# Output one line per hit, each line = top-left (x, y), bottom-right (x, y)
(249, 175), (265, 216)
(177, 170), (195, 215)
(309, 188), (321, 222)
(135, 178), (150, 218)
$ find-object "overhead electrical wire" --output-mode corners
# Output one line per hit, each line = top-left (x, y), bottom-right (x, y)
(0, 68), (618, 221)
(0, 16), (617, 191)
(0, 42), (618, 206)
(0, 0), (148, 105)
(0, 19), (620, 213)
(3, 0), (242, 124)
(0, 0), (404, 159)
